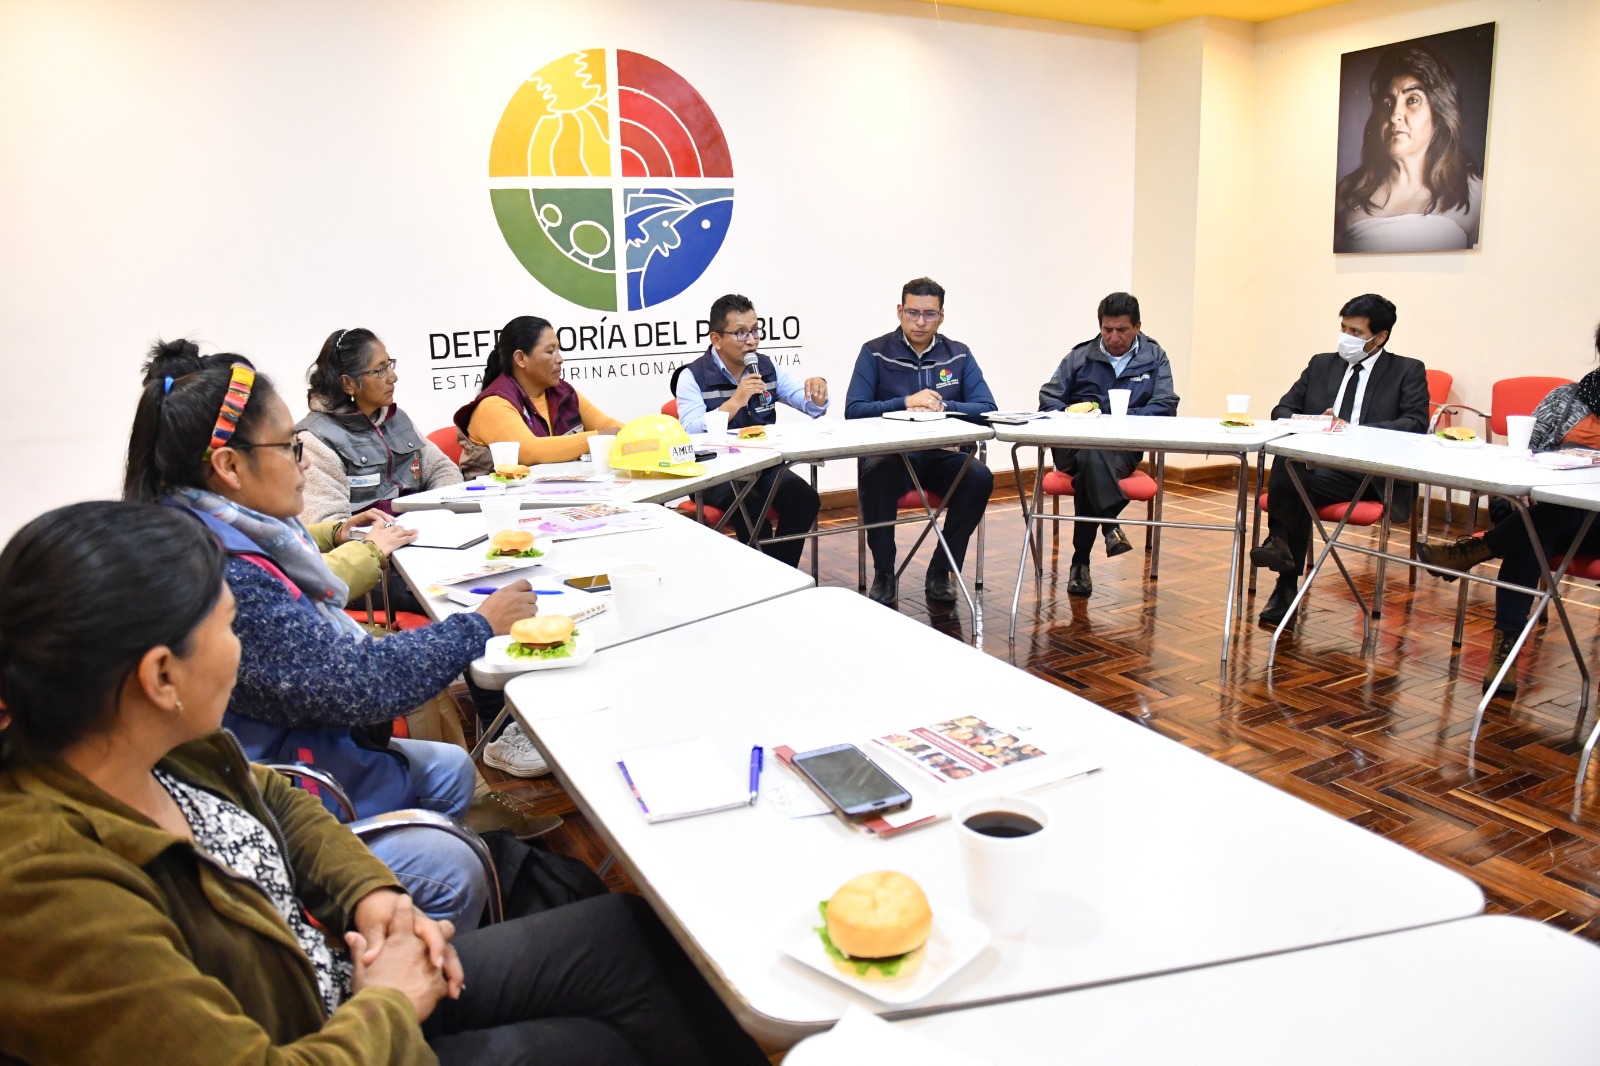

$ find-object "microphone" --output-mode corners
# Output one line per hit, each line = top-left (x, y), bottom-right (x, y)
(743, 352), (770, 402)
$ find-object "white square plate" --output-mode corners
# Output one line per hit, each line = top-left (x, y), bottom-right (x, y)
(777, 906), (991, 1006)
(482, 628), (596, 671)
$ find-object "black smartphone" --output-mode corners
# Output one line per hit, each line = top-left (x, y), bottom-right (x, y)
(564, 573), (611, 592)
(791, 744), (913, 819)
(694, 449), (717, 462)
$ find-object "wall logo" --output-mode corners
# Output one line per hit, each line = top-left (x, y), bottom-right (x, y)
(488, 50), (733, 313)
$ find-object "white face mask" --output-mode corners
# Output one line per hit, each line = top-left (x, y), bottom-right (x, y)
(1337, 332), (1374, 364)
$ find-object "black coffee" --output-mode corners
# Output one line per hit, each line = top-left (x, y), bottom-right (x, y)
(964, 812), (1043, 838)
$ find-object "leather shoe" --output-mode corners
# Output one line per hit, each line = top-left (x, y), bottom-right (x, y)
(1250, 535), (1298, 575)
(1103, 525), (1132, 558)
(868, 570), (898, 607)
(1067, 562), (1093, 597)
(1482, 628), (1518, 700)
(925, 571), (958, 604)
(463, 792), (564, 840)
(1257, 578), (1298, 628)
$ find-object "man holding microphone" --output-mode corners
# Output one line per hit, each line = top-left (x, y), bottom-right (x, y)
(674, 293), (828, 568)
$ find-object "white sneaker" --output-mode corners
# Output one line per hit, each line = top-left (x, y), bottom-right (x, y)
(482, 723), (550, 777)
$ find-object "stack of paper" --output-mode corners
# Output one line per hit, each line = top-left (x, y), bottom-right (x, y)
(617, 739), (751, 823)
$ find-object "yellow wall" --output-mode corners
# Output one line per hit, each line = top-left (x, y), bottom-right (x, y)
(1139, 0), (1600, 425)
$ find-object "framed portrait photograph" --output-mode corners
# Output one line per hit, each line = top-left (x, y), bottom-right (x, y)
(1333, 23), (1496, 254)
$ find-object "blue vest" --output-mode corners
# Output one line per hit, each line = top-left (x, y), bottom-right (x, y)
(687, 349), (777, 430)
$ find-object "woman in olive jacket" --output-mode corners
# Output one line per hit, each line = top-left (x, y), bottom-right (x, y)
(0, 501), (767, 1066)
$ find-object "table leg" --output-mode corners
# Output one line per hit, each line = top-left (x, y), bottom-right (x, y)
(1372, 476), (1395, 619)
(1009, 443), (1042, 647)
(809, 465), (820, 583)
(1149, 453), (1165, 580)
(1218, 454), (1248, 665)
(1268, 466), (1374, 675)
(1248, 451), (1265, 596)
(897, 450), (978, 624)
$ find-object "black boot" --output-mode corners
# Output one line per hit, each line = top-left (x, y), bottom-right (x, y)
(868, 570), (898, 607)
(1482, 628), (1518, 700)
(1258, 576), (1298, 627)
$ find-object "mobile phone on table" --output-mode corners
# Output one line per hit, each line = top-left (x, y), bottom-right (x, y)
(694, 449), (717, 463)
(791, 744), (912, 819)
(564, 573), (611, 592)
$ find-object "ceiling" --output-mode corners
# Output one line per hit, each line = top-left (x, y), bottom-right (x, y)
(904, 0), (1355, 32)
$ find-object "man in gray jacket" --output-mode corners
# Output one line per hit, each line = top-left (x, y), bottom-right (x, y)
(1037, 292), (1179, 597)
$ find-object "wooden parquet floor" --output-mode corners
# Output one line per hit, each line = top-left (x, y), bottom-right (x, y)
(480, 476), (1600, 951)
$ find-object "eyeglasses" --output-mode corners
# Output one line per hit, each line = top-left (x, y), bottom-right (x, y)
(230, 439), (305, 462)
(353, 359), (399, 378)
(900, 308), (944, 323)
(714, 329), (761, 343)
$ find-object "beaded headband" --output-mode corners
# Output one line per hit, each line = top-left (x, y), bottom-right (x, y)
(202, 363), (256, 461)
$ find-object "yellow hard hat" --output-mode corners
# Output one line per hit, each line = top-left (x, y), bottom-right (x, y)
(610, 414), (707, 478)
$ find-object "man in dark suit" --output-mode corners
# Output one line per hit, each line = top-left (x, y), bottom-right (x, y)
(1250, 293), (1430, 627)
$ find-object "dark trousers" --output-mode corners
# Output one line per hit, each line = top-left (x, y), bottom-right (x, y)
(858, 448), (995, 575)
(1052, 447), (1141, 562)
(701, 466), (820, 569)
(428, 893), (768, 1066)
(1484, 502), (1600, 635)
(1265, 460), (1387, 578)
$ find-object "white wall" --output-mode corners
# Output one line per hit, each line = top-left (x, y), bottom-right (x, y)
(0, 0), (1137, 539)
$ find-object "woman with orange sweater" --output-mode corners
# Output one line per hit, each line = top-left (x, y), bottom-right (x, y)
(454, 315), (624, 476)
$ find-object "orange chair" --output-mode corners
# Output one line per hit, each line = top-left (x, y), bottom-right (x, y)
(428, 426), (463, 465)
(1249, 488), (1411, 616)
(1034, 466), (1164, 577)
(1417, 369), (1457, 548)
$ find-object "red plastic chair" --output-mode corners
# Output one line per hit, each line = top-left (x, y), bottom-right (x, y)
(1249, 489), (1411, 616)
(427, 426), (463, 465)
(1030, 464), (1164, 579)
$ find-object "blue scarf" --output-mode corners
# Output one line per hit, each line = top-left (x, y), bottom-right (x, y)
(173, 487), (364, 636)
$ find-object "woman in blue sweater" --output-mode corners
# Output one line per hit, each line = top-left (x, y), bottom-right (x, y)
(124, 342), (541, 927)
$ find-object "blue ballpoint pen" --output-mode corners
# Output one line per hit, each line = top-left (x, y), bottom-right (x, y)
(748, 746), (763, 804)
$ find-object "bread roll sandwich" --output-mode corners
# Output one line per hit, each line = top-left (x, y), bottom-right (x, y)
(486, 529), (542, 559)
(1436, 425), (1477, 442)
(506, 615), (578, 660)
(492, 463), (531, 483)
(1065, 401), (1099, 415)
(1221, 414), (1255, 428)
(815, 871), (932, 981)
(737, 425), (767, 440)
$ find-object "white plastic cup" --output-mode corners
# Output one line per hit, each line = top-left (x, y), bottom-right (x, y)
(589, 434), (617, 473)
(956, 795), (1052, 938)
(479, 497), (521, 536)
(609, 562), (663, 632)
(1107, 389), (1131, 418)
(488, 441), (520, 469)
(1227, 394), (1251, 415)
(1505, 415), (1535, 453)
(703, 410), (730, 438)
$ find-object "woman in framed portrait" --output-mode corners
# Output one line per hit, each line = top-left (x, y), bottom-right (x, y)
(1335, 44), (1483, 253)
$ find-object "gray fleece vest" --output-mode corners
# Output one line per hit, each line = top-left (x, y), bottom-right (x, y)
(296, 407), (425, 509)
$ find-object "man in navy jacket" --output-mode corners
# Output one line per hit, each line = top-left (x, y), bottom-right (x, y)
(1037, 292), (1179, 597)
(845, 277), (997, 607)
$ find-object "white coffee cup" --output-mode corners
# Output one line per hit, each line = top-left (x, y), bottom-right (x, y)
(703, 410), (730, 438)
(1227, 394), (1251, 414)
(488, 441), (520, 469)
(1107, 388), (1131, 418)
(956, 795), (1051, 938)
(589, 434), (617, 473)
(479, 497), (521, 536)
(1504, 415), (1536, 453)
(609, 562), (663, 633)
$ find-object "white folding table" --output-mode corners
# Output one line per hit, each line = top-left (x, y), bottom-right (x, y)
(1265, 430), (1600, 784)
(390, 504), (813, 752)
(721, 417), (996, 617)
(790, 916), (1600, 1065)
(390, 448), (782, 517)
(1528, 480), (1600, 799)
(505, 587), (1482, 1046)
(996, 415), (1294, 662)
